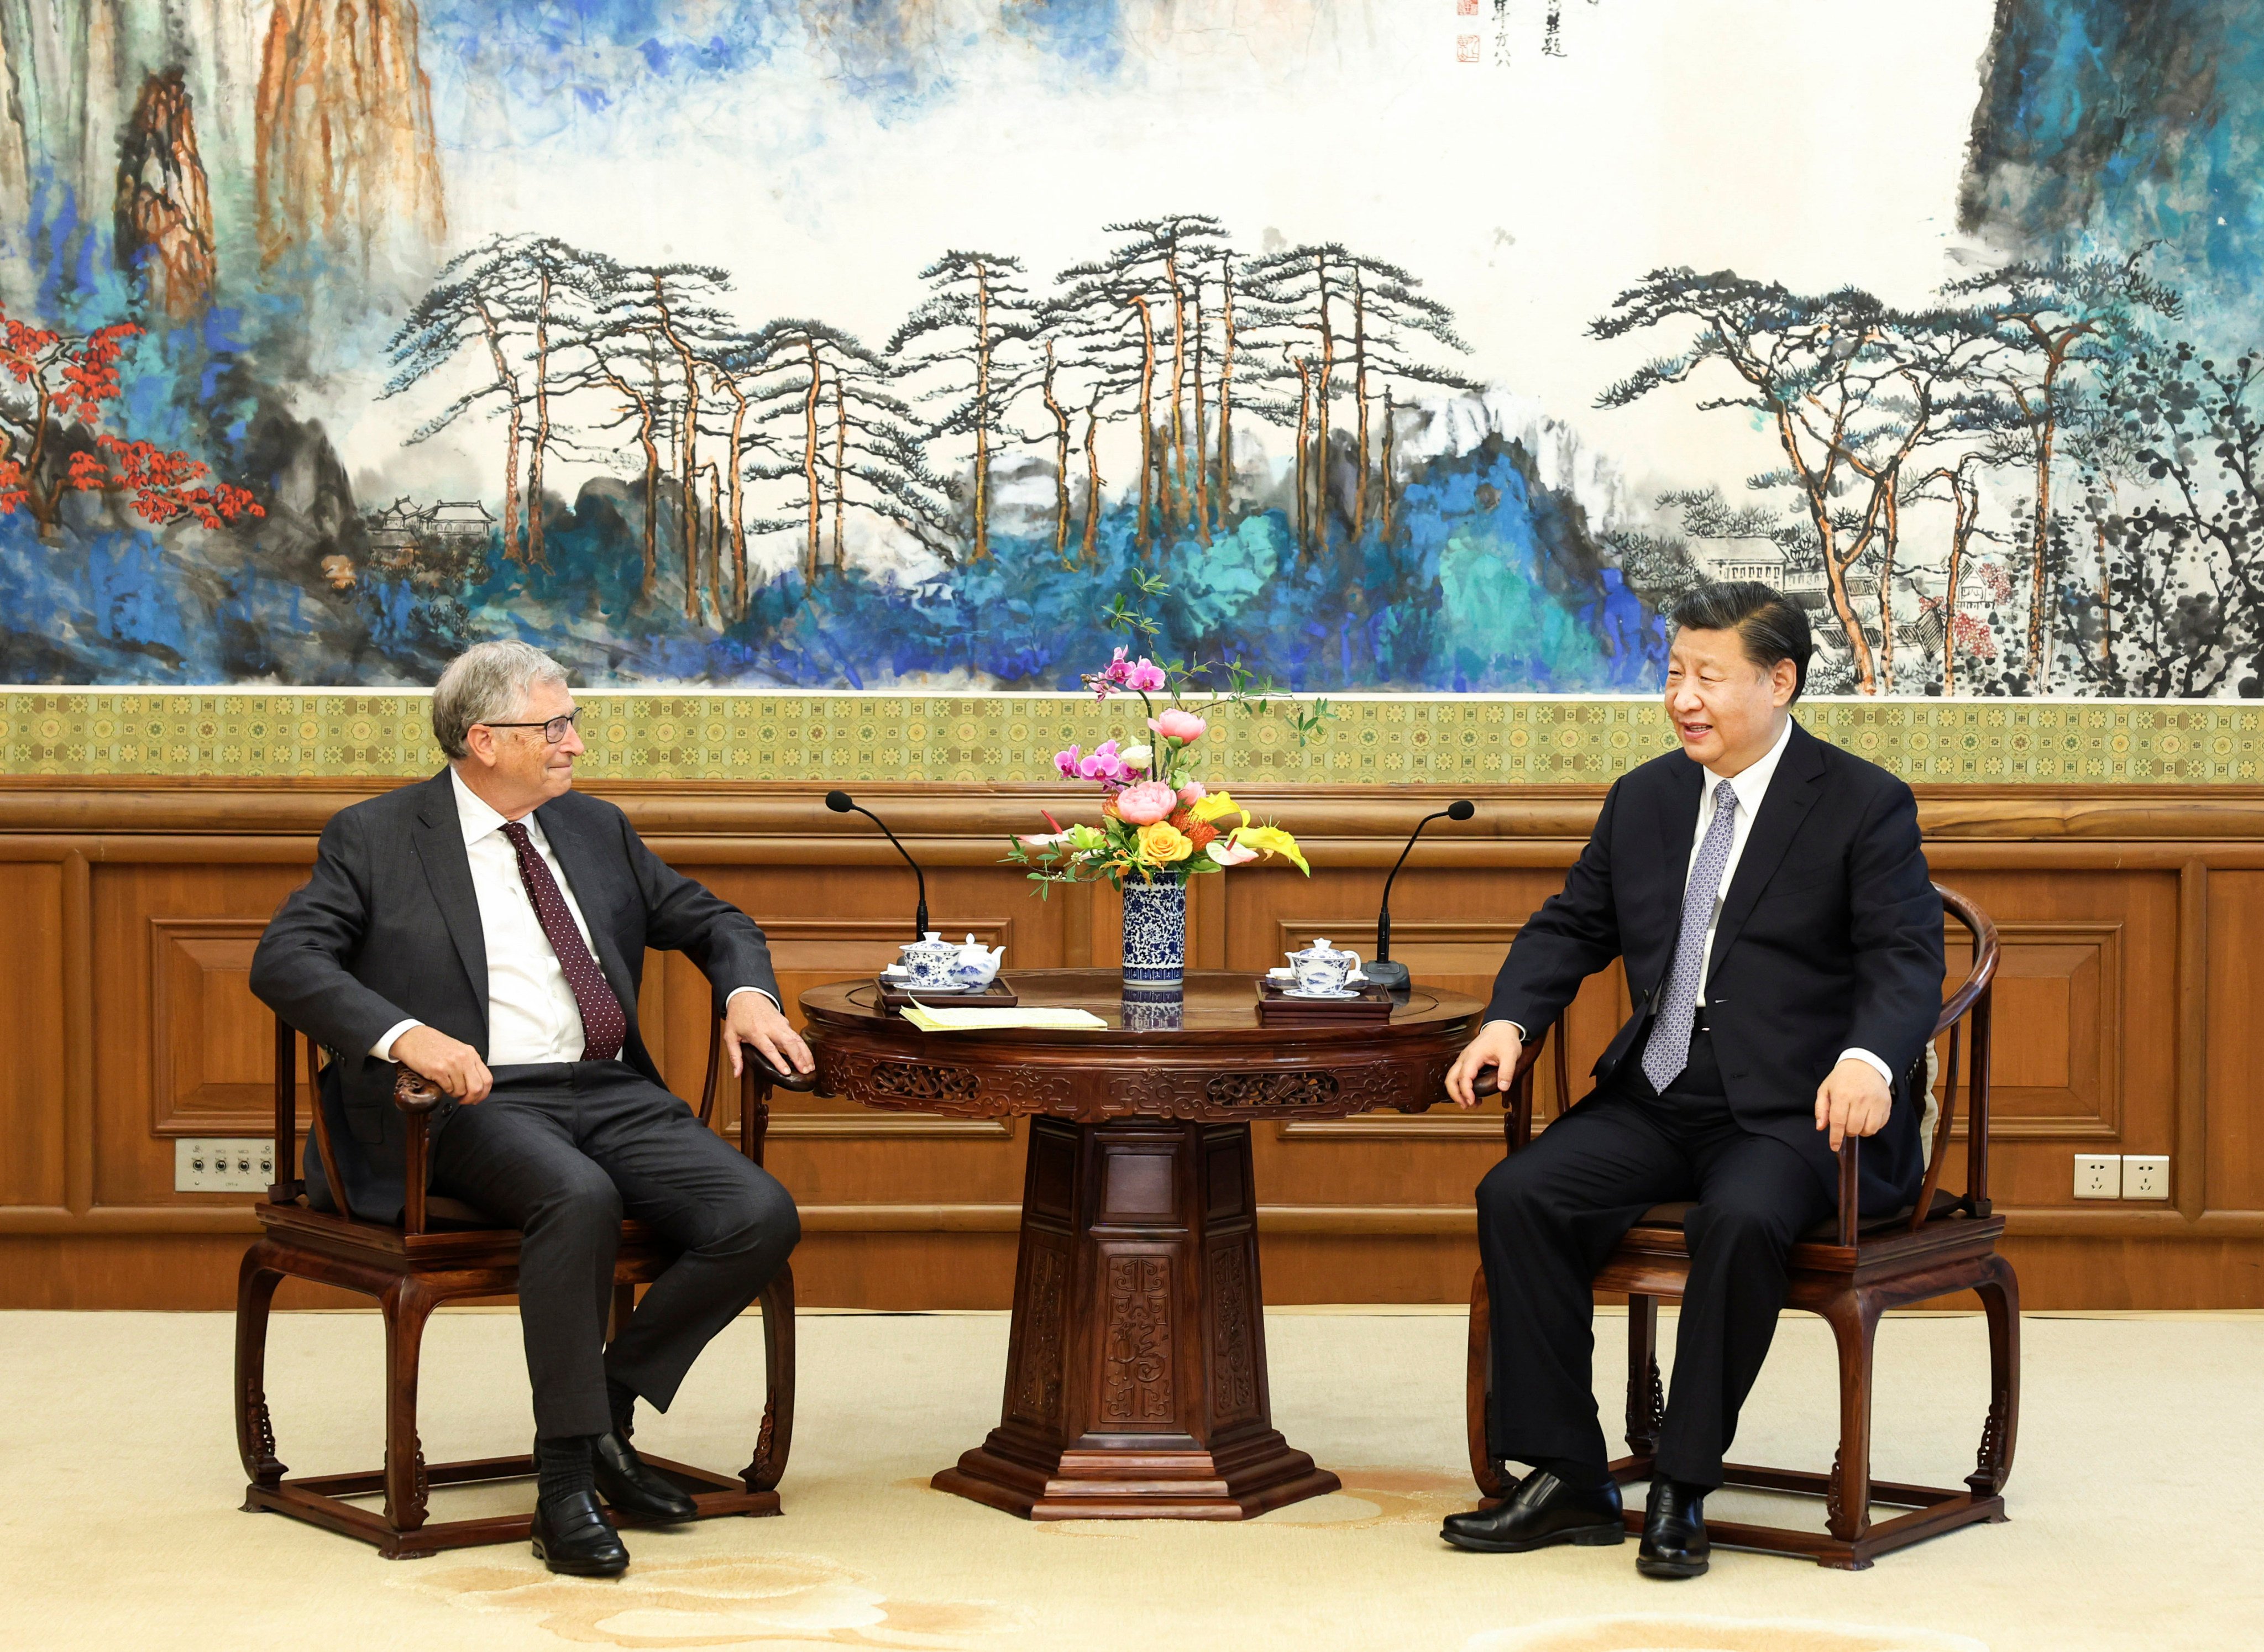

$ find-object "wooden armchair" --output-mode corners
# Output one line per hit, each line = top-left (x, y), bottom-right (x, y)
(1465, 884), (2015, 1570)
(235, 1018), (817, 1560)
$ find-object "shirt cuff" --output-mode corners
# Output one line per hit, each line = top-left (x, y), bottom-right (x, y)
(372, 1019), (421, 1062)
(1840, 1047), (1895, 1088)
(1483, 1018), (1528, 1042)
(726, 986), (780, 1013)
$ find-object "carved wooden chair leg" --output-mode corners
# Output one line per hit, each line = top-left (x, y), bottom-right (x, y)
(234, 1239), (289, 1501)
(1968, 1254), (2022, 1501)
(1623, 1294), (1664, 1473)
(1466, 1269), (1511, 1498)
(743, 1263), (796, 1494)
(381, 1279), (438, 1542)
(1821, 1292), (1883, 1552)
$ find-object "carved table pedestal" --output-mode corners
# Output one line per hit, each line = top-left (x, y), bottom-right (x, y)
(800, 969), (1480, 1519)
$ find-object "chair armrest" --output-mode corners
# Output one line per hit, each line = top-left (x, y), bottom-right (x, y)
(744, 1051), (818, 1093)
(392, 1064), (447, 1112)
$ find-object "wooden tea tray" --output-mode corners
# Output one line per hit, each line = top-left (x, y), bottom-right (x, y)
(876, 976), (1020, 1010)
(1254, 976), (1395, 1024)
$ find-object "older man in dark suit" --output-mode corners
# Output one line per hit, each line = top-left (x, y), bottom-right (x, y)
(1440, 583), (1943, 1579)
(250, 640), (813, 1578)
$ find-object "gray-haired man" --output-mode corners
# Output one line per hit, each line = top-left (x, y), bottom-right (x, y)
(250, 641), (813, 1577)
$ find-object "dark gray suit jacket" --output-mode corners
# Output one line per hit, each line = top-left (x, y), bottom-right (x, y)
(249, 770), (782, 1222)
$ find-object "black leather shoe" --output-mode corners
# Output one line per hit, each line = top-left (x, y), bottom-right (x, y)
(1442, 1470), (1624, 1553)
(591, 1428), (699, 1522)
(1637, 1479), (1711, 1578)
(530, 1488), (630, 1577)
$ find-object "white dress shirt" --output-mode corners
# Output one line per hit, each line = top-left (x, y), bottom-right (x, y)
(373, 768), (772, 1064)
(1496, 716), (1894, 1088)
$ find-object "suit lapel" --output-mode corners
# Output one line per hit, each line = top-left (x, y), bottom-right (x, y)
(1704, 721), (1828, 985)
(410, 772), (490, 1027)
(1639, 758), (1706, 1009)
(534, 799), (638, 1017)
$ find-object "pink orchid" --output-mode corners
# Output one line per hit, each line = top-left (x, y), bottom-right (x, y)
(1054, 744), (1083, 779)
(1103, 646), (1134, 684)
(1177, 780), (1208, 806)
(1126, 658), (1168, 693)
(1076, 740), (1131, 785)
(1151, 707), (1208, 743)
(1114, 780), (1178, 826)
(1206, 839), (1259, 866)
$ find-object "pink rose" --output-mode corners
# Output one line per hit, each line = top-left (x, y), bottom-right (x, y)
(1114, 780), (1178, 826)
(1151, 708), (1208, 743)
(1206, 839), (1258, 866)
(1126, 658), (1168, 693)
(1177, 780), (1208, 806)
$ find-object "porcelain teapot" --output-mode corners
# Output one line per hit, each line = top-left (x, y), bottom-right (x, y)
(953, 935), (1005, 987)
(1285, 936), (1364, 996)
(896, 931), (964, 990)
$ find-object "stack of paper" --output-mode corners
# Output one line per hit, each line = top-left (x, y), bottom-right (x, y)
(899, 1001), (1109, 1032)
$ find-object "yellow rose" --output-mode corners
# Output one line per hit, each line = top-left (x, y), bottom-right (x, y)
(1137, 821), (1194, 864)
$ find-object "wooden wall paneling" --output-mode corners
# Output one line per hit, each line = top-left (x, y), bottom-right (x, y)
(1921, 870), (2179, 1215)
(89, 861), (320, 1207)
(2205, 869), (2264, 1213)
(4, 782), (2263, 1312)
(64, 849), (92, 1215)
(0, 860), (67, 1207)
(146, 917), (313, 1136)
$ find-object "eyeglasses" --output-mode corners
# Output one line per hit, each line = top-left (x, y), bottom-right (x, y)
(476, 711), (580, 744)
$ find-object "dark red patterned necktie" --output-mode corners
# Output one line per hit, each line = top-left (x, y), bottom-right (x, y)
(499, 819), (626, 1062)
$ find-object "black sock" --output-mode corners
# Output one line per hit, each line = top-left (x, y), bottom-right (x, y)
(1529, 1455), (1612, 1493)
(535, 1434), (597, 1502)
(606, 1378), (638, 1436)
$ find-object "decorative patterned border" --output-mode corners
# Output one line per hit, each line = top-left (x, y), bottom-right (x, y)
(1, 691), (2259, 784)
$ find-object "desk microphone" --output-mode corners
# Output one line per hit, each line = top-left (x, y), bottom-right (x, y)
(826, 790), (930, 940)
(1363, 800), (1475, 993)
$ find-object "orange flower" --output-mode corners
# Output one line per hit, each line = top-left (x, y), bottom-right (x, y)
(1184, 820), (1219, 850)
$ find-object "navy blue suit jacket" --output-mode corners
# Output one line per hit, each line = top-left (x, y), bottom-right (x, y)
(1484, 721), (1944, 1212)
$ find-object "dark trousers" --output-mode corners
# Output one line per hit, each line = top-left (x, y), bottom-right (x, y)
(1475, 1030), (1828, 1490)
(429, 1060), (800, 1439)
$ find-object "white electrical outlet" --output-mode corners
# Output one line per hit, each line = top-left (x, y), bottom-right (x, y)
(2121, 1155), (2171, 1200)
(175, 1137), (275, 1193)
(2074, 1153), (2121, 1200)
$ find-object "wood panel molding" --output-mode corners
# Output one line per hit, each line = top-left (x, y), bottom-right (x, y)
(148, 917), (314, 1137)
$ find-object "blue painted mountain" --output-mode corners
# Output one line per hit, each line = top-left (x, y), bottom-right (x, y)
(0, 428), (1667, 691)
(1963, 0), (2264, 300)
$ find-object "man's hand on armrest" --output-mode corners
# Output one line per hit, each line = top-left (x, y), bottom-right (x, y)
(1814, 1057), (1892, 1152)
(1448, 1019), (1526, 1109)
(724, 987), (815, 1079)
(391, 1024), (493, 1105)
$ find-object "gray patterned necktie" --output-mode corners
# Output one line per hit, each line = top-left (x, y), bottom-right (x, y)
(1642, 780), (1741, 1096)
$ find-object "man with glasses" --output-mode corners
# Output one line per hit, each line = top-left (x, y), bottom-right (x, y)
(250, 640), (813, 1578)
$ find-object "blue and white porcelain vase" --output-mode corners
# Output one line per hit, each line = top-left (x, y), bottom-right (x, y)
(1120, 874), (1187, 1003)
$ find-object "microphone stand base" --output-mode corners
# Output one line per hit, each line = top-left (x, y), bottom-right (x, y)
(1361, 959), (1413, 994)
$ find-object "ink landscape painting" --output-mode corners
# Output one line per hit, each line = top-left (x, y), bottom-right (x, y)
(4, 0), (2264, 697)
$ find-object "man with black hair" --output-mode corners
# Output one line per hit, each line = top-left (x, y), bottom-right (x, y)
(1439, 582), (1943, 1578)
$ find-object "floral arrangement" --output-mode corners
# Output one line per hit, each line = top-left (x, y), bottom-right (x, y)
(1006, 590), (1324, 891)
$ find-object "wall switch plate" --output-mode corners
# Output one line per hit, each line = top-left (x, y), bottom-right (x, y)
(2074, 1153), (2121, 1200)
(175, 1137), (274, 1193)
(2121, 1155), (2171, 1200)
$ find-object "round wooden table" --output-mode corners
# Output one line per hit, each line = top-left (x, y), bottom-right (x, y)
(800, 968), (1482, 1519)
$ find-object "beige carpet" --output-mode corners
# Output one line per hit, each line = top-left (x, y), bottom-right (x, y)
(3, 1306), (2258, 1652)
